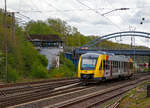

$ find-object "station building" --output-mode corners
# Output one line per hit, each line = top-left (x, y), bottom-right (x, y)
(28, 34), (63, 48)
(27, 34), (63, 69)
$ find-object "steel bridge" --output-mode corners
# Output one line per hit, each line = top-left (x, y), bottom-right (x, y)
(66, 31), (150, 67)
(76, 31), (150, 55)
(80, 31), (150, 49)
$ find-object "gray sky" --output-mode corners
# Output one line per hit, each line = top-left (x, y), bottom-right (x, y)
(1, 0), (150, 47)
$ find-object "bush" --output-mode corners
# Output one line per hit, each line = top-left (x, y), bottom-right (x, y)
(8, 66), (20, 82)
(22, 42), (48, 78)
(38, 54), (48, 67)
(49, 53), (75, 78)
(50, 65), (73, 78)
(31, 62), (49, 78)
(64, 59), (75, 71)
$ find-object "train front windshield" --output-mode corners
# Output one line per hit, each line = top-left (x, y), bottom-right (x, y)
(81, 58), (97, 70)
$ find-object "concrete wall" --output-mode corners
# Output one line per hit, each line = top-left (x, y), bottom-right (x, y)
(39, 48), (63, 69)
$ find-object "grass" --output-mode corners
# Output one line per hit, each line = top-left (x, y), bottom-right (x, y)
(101, 80), (150, 108)
(119, 80), (150, 108)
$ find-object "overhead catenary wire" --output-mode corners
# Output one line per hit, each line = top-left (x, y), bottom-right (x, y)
(43, 0), (71, 22)
(75, 0), (122, 31)
(17, 8), (108, 13)
(30, 0), (41, 12)
(105, 0), (130, 43)
(8, 4), (150, 13)
(105, 0), (129, 24)
(15, 12), (32, 21)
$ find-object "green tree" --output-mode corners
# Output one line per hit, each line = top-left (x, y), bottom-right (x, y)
(25, 20), (57, 35)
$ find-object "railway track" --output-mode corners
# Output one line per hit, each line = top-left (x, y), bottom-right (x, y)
(0, 78), (125, 107)
(0, 78), (78, 96)
(1, 73), (150, 108)
(0, 77), (77, 88)
(45, 76), (150, 108)
(0, 83), (82, 107)
(0, 78), (79, 107)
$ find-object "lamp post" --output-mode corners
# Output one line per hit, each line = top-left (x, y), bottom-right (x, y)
(101, 8), (130, 16)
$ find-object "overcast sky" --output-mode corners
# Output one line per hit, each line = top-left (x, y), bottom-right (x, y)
(1, 0), (150, 47)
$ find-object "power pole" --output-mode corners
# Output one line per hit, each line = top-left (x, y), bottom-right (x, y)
(11, 12), (16, 43)
(4, 0), (8, 83)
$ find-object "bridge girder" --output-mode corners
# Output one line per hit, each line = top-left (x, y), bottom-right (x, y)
(80, 31), (150, 48)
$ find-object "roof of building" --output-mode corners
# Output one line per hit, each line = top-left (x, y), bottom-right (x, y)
(28, 34), (62, 42)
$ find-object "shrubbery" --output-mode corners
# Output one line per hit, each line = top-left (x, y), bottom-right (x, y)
(31, 62), (49, 78)
(49, 53), (75, 78)
(7, 66), (19, 82)
(0, 12), (49, 82)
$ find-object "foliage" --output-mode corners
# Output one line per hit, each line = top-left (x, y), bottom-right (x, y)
(31, 62), (49, 78)
(0, 11), (48, 82)
(49, 53), (75, 78)
(25, 20), (57, 35)
(25, 18), (150, 49)
(7, 66), (19, 82)
(21, 41), (48, 78)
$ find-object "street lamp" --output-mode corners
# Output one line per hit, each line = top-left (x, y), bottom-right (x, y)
(101, 8), (130, 16)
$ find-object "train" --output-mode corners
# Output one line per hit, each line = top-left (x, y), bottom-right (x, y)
(78, 52), (134, 85)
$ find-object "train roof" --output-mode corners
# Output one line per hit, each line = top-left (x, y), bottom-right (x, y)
(81, 53), (100, 58)
(81, 51), (114, 56)
(81, 52), (131, 62)
(108, 55), (130, 62)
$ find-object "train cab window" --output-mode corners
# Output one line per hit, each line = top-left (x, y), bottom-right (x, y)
(81, 58), (97, 70)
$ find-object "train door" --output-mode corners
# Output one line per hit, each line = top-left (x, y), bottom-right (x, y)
(110, 61), (112, 78)
(104, 60), (111, 79)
